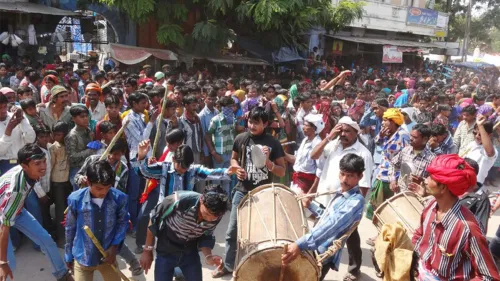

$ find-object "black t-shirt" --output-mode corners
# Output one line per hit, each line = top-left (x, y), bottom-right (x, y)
(233, 132), (285, 192)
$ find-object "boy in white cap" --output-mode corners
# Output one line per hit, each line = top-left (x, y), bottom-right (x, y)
(284, 114), (324, 208)
(154, 72), (165, 87)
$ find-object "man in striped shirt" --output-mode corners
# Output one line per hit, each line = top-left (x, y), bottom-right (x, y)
(139, 188), (229, 281)
(413, 154), (500, 281)
(0, 144), (73, 281)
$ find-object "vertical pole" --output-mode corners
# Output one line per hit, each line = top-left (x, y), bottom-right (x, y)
(463, 0), (472, 62)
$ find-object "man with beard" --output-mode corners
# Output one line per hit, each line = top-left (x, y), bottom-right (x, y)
(413, 155), (500, 280)
(40, 85), (72, 130)
(310, 116), (373, 281)
(389, 123), (435, 193)
(0, 144), (74, 281)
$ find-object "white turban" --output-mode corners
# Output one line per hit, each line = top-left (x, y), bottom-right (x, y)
(304, 114), (325, 134)
(338, 116), (361, 133)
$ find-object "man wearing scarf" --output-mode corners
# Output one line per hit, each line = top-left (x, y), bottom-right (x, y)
(413, 155), (500, 281)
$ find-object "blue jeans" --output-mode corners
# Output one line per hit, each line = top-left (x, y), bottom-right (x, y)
(69, 167), (79, 191)
(212, 153), (232, 196)
(154, 250), (202, 281)
(127, 166), (145, 228)
(223, 190), (247, 271)
(136, 187), (159, 248)
(8, 209), (67, 279)
(23, 191), (43, 250)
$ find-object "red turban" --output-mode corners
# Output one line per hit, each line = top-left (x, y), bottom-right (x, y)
(426, 154), (477, 197)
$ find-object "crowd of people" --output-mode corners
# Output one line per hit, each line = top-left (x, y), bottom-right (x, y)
(0, 52), (500, 281)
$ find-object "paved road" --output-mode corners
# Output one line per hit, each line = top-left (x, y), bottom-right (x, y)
(11, 194), (500, 281)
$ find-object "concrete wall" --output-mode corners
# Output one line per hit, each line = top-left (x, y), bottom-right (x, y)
(333, 0), (448, 37)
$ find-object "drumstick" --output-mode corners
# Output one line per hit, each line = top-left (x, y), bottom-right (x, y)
(279, 244), (288, 281)
(83, 226), (131, 281)
(64, 119), (130, 215)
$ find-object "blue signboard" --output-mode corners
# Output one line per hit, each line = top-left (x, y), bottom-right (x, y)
(407, 7), (438, 27)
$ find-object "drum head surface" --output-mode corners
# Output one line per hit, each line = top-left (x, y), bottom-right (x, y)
(235, 248), (319, 281)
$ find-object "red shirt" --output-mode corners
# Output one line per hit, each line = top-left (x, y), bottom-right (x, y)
(413, 199), (500, 280)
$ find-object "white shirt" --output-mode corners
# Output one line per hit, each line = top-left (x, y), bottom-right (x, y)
(316, 139), (373, 206)
(89, 101), (106, 122)
(293, 135), (322, 175)
(0, 113), (36, 160)
(464, 141), (498, 184)
(36, 146), (52, 197)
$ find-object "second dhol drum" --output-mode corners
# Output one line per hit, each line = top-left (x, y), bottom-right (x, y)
(234, 183), (320, 281)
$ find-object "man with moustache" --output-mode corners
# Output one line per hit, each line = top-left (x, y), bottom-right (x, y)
(39, 85), (73, 130)
(310, 116), (373, 281)
(413, 155), (500, 280)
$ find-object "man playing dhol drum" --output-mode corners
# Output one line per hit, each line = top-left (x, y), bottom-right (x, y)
(413, 154), (500, 280)
(212, 107), (286, 278)
(281, 154), (365, 281)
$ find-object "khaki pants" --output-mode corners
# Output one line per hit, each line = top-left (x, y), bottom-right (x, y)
(74, 261), (121, 281)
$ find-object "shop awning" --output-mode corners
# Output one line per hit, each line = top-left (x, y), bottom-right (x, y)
(325, 35), (444, 49)
(0, 2), (79, 16)
(109, 43), (178, 65)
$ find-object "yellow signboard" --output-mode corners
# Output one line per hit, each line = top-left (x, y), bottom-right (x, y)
(332, 40), (343, 54)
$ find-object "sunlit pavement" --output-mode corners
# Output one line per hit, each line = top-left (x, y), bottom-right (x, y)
(12, 186), (500, 281)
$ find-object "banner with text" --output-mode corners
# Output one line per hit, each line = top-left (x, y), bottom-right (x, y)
(407, 7), (438, 27)
(383, 45), (403, 63)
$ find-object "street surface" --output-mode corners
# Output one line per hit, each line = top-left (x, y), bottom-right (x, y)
(12, 188), (500, 281)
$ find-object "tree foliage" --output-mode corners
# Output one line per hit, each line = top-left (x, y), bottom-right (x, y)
(434, 0), (500, 50)
(80, 0), (364, 53)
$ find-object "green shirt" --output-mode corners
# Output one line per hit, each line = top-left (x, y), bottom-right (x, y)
(208, 114), (235, 155)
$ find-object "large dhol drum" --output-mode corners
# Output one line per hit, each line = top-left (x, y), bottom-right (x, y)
(373, 191), (424, 241)
(234, 183), (320, 281)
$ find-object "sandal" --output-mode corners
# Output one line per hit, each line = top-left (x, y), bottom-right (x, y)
(343, 272), (359, 281)
(212, 266), (231, 278)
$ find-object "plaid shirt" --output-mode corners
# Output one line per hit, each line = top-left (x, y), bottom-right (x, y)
(139, 159), (231, 203)
(389, 145), (436, 190)
(454, 120), (476, 156)
(376, 127), (410, 182)
(413, 199), (500, 280)
(207, 113), (235, 155)
(123, 111), (153, 162)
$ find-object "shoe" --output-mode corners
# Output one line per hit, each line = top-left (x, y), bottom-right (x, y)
(129, 259), (144, 276)
(174, 275), (186, 281)
(212, 265), (231, 278)
(57, 272), (75, 281)
(134, 247), (143, 255)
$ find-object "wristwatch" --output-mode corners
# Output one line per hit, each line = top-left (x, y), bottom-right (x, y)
(142, 245), (154, 251)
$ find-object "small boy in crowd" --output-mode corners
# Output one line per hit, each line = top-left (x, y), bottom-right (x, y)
(17, 86), (33, 101)
(49, 121), (72, 247)
(33, 124), (55, 236)
(20, 98), (44, 127)
(65, 105), (97, 190)
(95, 96), (122, 141)
(65, 160), (129, 281)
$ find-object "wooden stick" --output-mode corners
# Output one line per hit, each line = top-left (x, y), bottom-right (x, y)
(279, 244), (288, 281)
(141, 86), (170, 198)
(83, 226), (131, 281)
(64, 119), (130, 215)
(99, 118), (130, 161)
